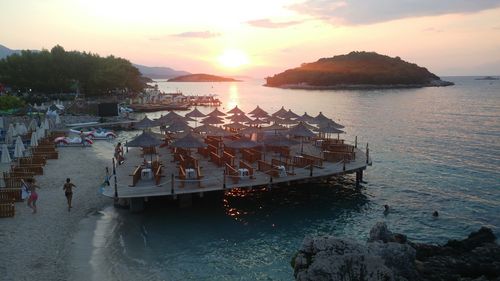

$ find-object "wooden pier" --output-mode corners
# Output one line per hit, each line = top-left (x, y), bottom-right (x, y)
(102, 139), (371, 210)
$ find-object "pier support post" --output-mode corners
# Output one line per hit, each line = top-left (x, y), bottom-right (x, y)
(223, 170), (226, 189)
(112, 158), (118, 199)
(130, 197), (145, 213)
(171, 173), (174, 195)
(309, 164), (313, 177)
(355, 170), (361, 188)
(355, 136), (357, 148)
(343, 157), (346, 171)
(366, 143), (369, 164)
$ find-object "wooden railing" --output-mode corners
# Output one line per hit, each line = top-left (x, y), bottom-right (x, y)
(154, 165), (162, 185)
(129, 166), (142, 187)
(225, 163), (239, 183)
(300, 153), (324, 167)
(292, 156), (315, 168)
(210, 152), (223, 166)
(257, 160), (279, 177)
(222, 151), (235, 166)
(239, 160), (254, 179)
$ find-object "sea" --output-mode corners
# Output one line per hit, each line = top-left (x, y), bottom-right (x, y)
(72, 77), (500, 281)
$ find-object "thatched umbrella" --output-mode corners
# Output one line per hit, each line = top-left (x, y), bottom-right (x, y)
(1, 144), (11, 163)
(186, 107), (206, 127)
(125, 131), (163, 161)
(245, 118), (268, 126)
(239, 126), (262, 135)
(225, 138), (261, 149)
(317, 123), (345, 139)
(224, 122), (248, 130)
(207, 108), (226, 117)
(201, 115), (224, 125)
(318, 119), (345, 129)
(28, 119), (38, 131)
(266, 115), (284, 124)
(262, 123), (287, 134)
(279, 118), (298, 127)
(272, 106), (288, 118)
(134, 116), (158, 129)
(283, 109), (300, 119)
(170, 132), (207, 149)
(312, 112), (331, 124)
(226, 113), (253, 123)
(297, 112), (315, 123)
(287, 122), (316, 153)
(165, 121), (192, 133)
(262, 135), (299, 147)
(248, 106), (269, 117)
(297, 121), (317, 131)
(226, 105), (245, 115)
(194, 124), (219, 134)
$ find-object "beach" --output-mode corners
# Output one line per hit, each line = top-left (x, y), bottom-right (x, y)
(0, 141), (114, 281)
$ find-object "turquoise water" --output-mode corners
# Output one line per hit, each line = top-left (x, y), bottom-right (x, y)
(89, 77), (500, 280)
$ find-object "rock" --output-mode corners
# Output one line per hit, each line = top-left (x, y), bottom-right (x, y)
(292, 223), (500, 281)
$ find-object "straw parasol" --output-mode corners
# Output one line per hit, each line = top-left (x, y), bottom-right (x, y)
(224, 122), (248, 130)
(297, 112), (315, 123)
(225, 138), (261, 149)
(272, 106), (288, 118)
(317, 123), (345, 139)
(262, 135), (299, 147)
(312, 111), (331, 124)
(170, 132), (207, 149)
(262, 123), (287, 132)
(226, 113), (253, 123)
(297, 121), (317, 131)
(287, 122), (316, 153)
(194, 124), (219, 134)
(14, 136), (25, 158)
(165, 121), (192, 133)
(1, 144), (11, 163)
(186, 107), (206, 127)
(126, 131), (163, 161)
(207, 108), (226, 117)
(205, 126), (234, 137)
(245, 118), (268, 126)
(134, 116), (158, 129)
(30, 131), (38, 147)
(318, 119), (345, 129)
(239, 126), (262, 135)
(283, 109), (300, 119)
(226, 105), (245, 115)
(248, 106), (269, 117)
(201, 115), (225, 125)
(279, 118), (298, 126)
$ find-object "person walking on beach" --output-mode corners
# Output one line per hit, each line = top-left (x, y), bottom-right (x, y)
(26, 178), (40, 214)
(63, 178), (77, 211)
(114, 142), (124, 165)
(80, 130), (86, 147)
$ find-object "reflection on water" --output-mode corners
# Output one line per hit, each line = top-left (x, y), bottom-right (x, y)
(87, 77), (499, 280)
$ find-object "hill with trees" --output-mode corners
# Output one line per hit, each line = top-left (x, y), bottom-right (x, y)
(0, 45), (146, 97)
(168, 73), (240, 82)
(265, 51), (453, 89)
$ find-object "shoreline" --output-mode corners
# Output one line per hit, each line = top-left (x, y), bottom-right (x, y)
(0, 141), (115, 280)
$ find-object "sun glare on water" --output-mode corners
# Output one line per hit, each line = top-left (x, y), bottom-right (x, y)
(218, 49), (249, 69)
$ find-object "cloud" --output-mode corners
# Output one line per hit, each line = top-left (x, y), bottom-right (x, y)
(422, 27), (444, 33)
(246, 18), (303, 28)
(289, 0), (500, 25)
(171, 31), (221, 38)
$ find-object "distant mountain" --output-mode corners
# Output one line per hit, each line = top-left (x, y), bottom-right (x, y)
(133, 64), (190, 79)
(265, 51), (453, 89)
(0, 44), (22, 59)
(168, 73), (241, 82)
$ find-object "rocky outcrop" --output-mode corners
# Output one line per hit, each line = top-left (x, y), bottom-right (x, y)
(292, 223), (500, 281)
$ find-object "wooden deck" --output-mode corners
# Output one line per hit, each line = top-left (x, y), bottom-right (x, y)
(102, 140), (370, 199)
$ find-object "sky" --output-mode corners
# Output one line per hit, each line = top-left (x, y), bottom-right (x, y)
(1, 0), (500, 77)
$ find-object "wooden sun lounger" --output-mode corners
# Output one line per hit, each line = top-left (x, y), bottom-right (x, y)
(0, 202), (15, 218)
(129, 166), (142, 187)
(0, 188), (22, 202)
(225, 163), (240, 184)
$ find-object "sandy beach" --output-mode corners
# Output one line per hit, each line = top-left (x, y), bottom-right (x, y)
(0, 141), (115, 281)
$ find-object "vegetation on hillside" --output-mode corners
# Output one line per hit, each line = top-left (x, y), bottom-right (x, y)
(0, 45), (146, 97)
(265, 51), (449, 88)
(0, 95), (24, 110)
(168, 73), (240, 82)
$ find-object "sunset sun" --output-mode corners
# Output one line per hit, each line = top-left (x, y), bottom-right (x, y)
(217, 49), (249, 69)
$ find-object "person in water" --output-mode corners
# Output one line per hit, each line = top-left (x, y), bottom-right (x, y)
(63, 178), (77, 211)
(26, 178), (40, 214)
(383, 204), (390, 215)
(433, 211), (439, 217)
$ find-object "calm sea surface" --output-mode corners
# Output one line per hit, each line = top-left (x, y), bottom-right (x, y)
(83, 77), (500, 280)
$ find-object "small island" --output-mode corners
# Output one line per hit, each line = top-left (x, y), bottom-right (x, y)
(475, 76), (499, 80)
(265, 51), (453, 89)
(168, 73), (241, 82)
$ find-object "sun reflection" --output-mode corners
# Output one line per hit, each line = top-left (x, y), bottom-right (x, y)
(228, 84), (239, 110)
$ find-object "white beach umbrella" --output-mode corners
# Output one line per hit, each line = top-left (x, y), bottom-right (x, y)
(14, 136), (25, 158)
(44, 118), (50, 131)
(28, 119), (38, 131)
(55, 114), (61, 125)
(5, 126), (14, 145)
(37, 126), (45, 139)
(1, 144), (11, 163)
(12, 123), (20, 136)
(19, 123), (28, 135)
(30, 131), (38, 147)
(0, 116), (4, 129)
